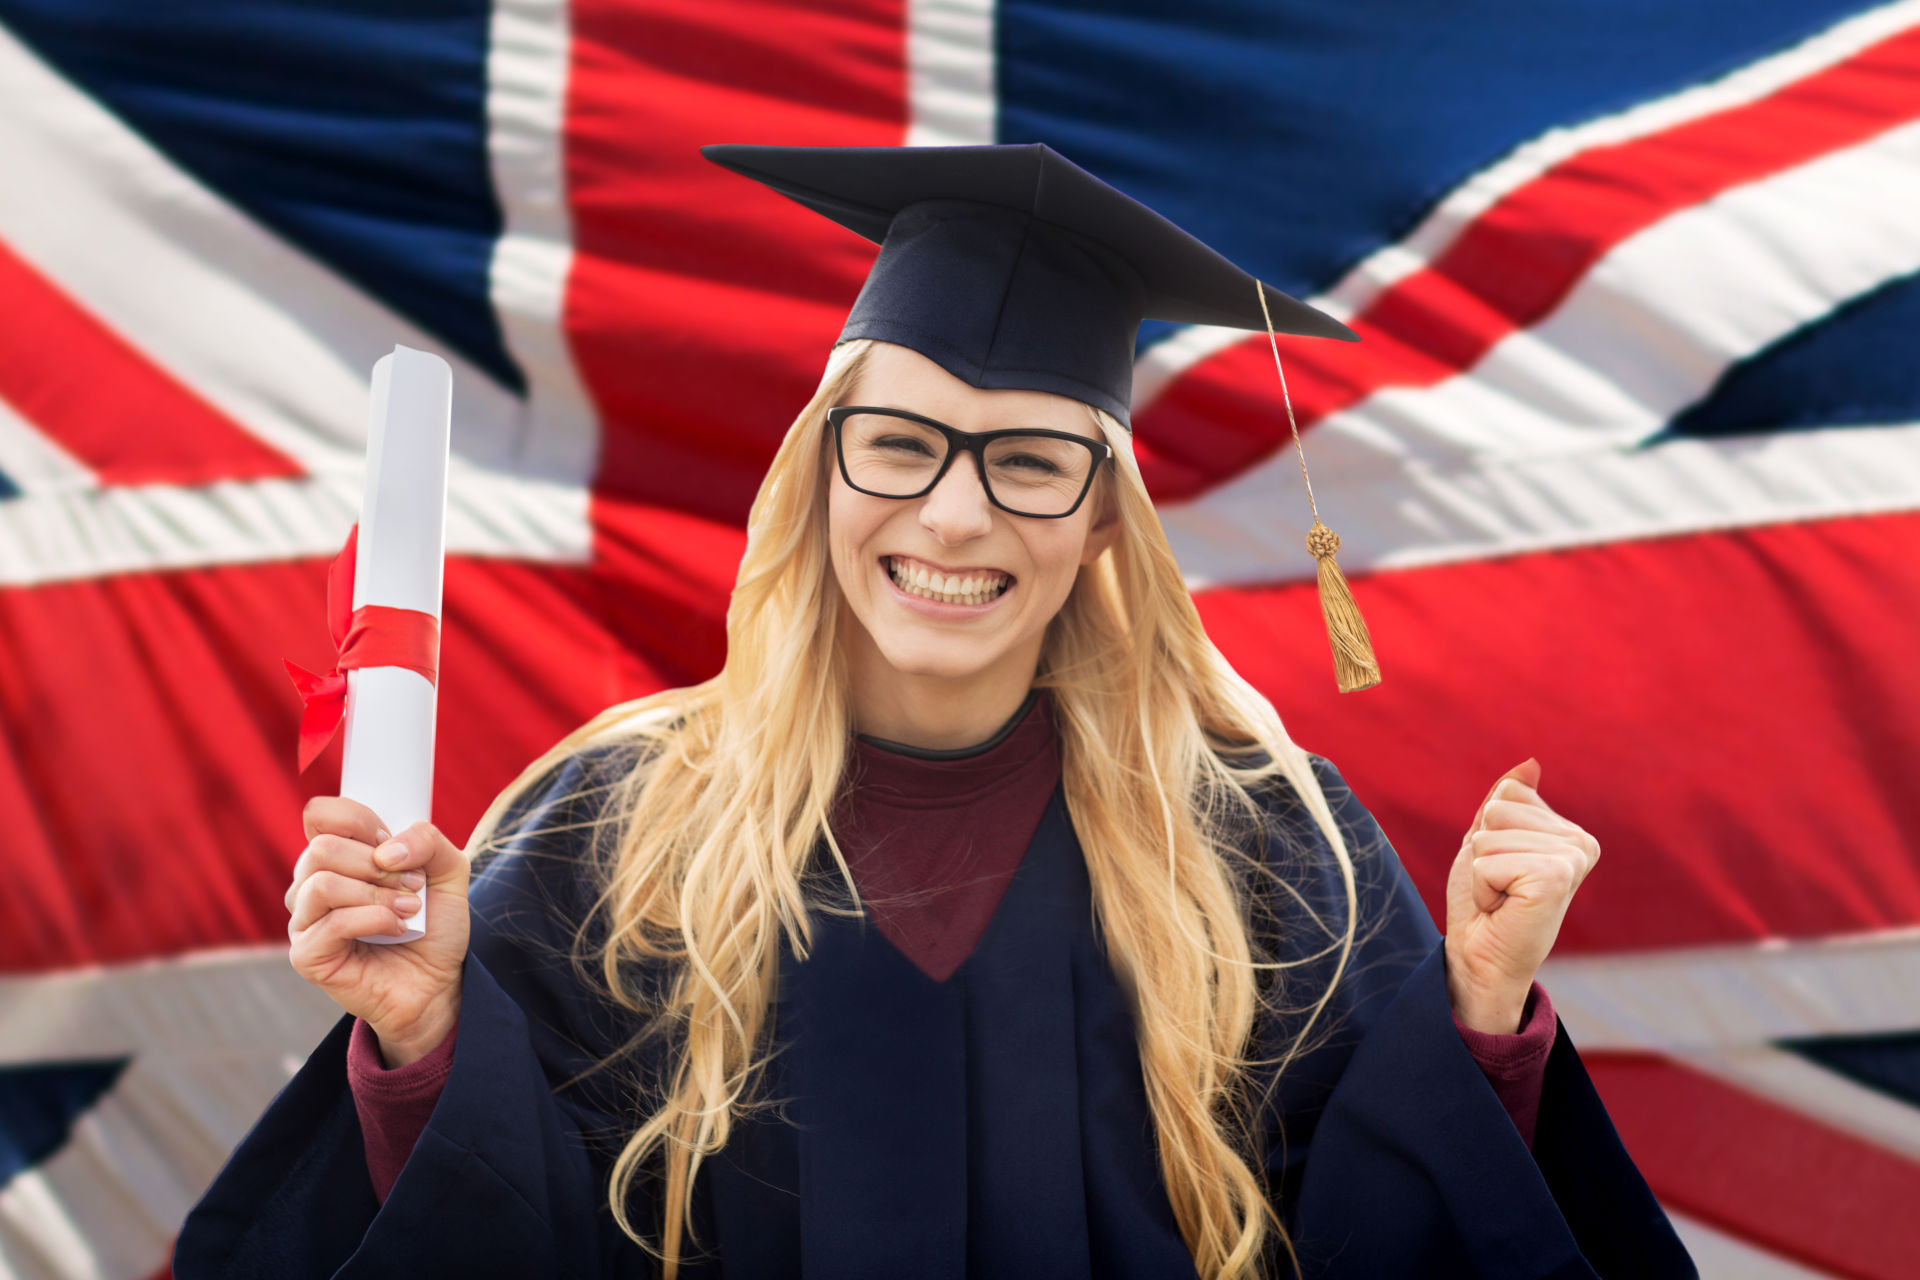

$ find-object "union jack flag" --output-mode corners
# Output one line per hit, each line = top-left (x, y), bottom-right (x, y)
(1, 2), (1916, 1277)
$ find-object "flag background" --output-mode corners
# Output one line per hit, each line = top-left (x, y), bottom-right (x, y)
(0, 2), (1917, 1276)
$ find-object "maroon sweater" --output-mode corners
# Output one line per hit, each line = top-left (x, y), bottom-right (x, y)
(349, 692), (1554, 1202)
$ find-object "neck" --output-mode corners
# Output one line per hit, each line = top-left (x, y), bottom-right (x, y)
(846, 631), (1040, 752)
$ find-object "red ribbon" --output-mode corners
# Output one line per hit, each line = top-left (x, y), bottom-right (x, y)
(283, 523), (441, 773)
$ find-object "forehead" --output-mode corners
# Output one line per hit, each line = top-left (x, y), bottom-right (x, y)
(849, 341), (1094, 432)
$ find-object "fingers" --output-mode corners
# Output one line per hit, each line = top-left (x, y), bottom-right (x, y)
(371, 822), (468, 886)
(1464, 779), (1506, 841)
(1467, 822), (1597, 918)
(1478, 791), (1602, 862)
(303, 794), (391, 846)
(288, 868), (423, 934)
(286, 834), (420, 912)
(290, 902), (413, 963)
(1470, 825), (1599, 866)
(1464, 758), (1540, 838)
(1474, 772), (1598, 838)
(284, 810), (464, 945)
(1467, 849), (1583, 916)
(1481, 790), (1573, 832)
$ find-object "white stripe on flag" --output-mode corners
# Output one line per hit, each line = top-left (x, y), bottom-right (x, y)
(0, 949), (342, 1280)
(905, 0), (998, 147)
(0, 465), (595, 587)
(1321, 0), (1920, 322)
(0, 947), (339, 1064)
(485, 0), (601, 483)
(1665, 1210), (1841, 1280)
(1538, 927), (1920, 1050)
(0, 1054), (301, 1280)
(1163, 117), (1920, 585)
(0, 21), (598, 507)
(1671, 1044), (1920, 1164)
(1133, 1), (1920, 403)
(0, 394), (95, 497)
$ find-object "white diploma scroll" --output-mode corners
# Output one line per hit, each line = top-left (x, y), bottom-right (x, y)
(343, 345), (451, 944)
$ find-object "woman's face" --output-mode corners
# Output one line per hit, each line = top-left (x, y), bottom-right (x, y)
(827, 342), (1121, 687)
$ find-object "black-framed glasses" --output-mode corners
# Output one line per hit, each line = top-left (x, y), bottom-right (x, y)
(827, 405), (1113, 519)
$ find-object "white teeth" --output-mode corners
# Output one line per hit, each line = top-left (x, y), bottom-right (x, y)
(887, 558), (1008, 604)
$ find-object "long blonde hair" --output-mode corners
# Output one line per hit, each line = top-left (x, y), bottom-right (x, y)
(465, 337), (1362, 1278)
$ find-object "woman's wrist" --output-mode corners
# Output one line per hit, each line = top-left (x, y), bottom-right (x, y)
(1445, 968), (1528, 1035)
(372, 996), (462, 1069)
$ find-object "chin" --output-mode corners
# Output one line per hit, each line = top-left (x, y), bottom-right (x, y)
(872, 633), (1006, 681)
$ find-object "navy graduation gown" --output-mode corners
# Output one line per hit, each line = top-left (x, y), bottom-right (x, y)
(176, 746), (1695, 1279)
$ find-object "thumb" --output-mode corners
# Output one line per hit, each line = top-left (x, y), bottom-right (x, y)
(375, 821), (467, 885)
(1464, 756), (1544, 838)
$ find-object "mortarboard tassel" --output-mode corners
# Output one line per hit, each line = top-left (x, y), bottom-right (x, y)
(1256, 281), (1381, 693)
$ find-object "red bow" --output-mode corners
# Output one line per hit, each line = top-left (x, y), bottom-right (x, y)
(283, 523), (441, 773)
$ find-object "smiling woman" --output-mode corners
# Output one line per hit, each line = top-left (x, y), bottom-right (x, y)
(827, 344), (1123, 748)
(178, 143), (1693, 1280)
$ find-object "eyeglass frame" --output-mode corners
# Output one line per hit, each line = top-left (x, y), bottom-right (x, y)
(825, 405), (1115, 520)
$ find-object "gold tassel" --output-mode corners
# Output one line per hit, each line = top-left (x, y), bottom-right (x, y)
(1256, 280), (1382, 692)
(1305, 520), (1380, 692)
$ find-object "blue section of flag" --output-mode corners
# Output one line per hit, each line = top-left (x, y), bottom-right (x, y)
(995, 0), (1871, 353)
(0, 0), (522, 394)
(1782, 1031), (1920, 1109)
(0, 1058), (128, 1190)
(0, 469), (18, 500)
(1660, 269), (1920, 441)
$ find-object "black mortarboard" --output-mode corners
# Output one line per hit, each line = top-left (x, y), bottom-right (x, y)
(699, 142), (1356, 428)
(702, 140), (1381, 694)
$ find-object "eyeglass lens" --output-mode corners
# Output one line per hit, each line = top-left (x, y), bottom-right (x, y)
(838, 413), (1094, 516)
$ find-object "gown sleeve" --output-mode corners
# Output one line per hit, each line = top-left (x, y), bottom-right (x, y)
(173, 744), (671, 1279)
(1253, 754), (1697, 1280)
(346, 1013), (458, 1201)
(1454, 982), (1556, 1149)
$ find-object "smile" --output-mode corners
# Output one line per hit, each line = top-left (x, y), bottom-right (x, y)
(883, 555), (1013, 606)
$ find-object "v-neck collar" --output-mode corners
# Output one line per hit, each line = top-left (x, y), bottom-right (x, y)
(829, 688), (1062, 981)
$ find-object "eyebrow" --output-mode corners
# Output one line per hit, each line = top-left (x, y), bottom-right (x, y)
(860, 403), (1089, 435)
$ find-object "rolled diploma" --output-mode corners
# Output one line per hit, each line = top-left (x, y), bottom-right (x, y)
(342, 344), (451, 944)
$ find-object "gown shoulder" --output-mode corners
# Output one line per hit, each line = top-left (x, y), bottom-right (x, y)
(1241, 751), (1696, 1279)
(174, 743), (671, 1279)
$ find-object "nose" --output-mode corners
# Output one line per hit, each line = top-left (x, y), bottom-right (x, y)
(919, 448), (995, 544)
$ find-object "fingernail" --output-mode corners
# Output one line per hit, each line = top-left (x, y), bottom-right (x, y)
(375, 827), (391, 843)
(395, 894), (422, 913)
(400, 870), (425, 890)
(377, 840), (407, 868)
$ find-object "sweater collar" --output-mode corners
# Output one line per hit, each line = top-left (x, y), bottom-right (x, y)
(847, 688), (1058, 804)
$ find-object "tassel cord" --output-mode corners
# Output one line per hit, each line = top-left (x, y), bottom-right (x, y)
(1255, 282), (1382, 693)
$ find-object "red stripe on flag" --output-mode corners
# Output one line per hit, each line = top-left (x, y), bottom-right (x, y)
(1139, 24), (1920, 501)
(1585, 1051), (1920, 1279)
(588, 496), (744, 691)
(0, 552), (665, 973)
(0, 238), (303, 487)
(563, 0), (910, 531)
(1194, 506), (1920, 952)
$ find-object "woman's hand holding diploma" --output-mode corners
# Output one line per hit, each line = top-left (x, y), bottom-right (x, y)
(286, 795), (471, 1067)
(1444, 758), (1602, 1034)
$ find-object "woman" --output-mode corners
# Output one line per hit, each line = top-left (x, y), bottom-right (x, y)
(177, 144), (1693, 1279)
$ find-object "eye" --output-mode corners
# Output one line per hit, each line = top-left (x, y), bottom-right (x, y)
(1000, 452), (1062, 474)
(873, 434), (937, 456)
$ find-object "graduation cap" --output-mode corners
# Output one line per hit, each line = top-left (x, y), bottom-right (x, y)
(701, 141), (1380, 692)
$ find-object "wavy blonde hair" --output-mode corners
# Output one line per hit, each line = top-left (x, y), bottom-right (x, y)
(465, 337), (1362, 1278)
